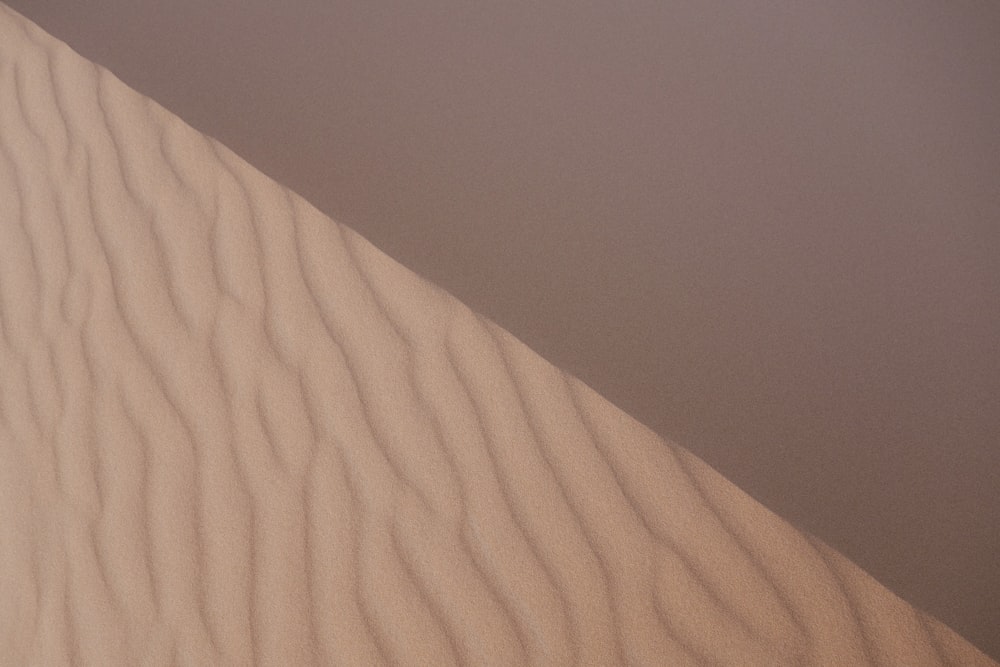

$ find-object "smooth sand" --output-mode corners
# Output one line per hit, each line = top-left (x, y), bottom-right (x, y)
(0, 5), (995, 665)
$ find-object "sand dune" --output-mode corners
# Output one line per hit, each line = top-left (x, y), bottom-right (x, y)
(0, 4), (994, 665)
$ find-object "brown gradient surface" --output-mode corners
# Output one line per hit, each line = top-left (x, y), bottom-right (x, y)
(6, 0), (999, 658)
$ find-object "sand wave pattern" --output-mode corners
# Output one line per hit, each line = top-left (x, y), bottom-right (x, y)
(0, 5), (994, 666)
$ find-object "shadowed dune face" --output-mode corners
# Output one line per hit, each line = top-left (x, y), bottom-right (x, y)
(0, 5), (997, 666)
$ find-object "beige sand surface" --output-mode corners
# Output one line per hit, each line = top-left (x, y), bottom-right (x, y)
(0, 5), (995, 665)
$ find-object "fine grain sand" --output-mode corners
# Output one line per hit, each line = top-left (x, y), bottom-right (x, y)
(0, 5), (995, 666)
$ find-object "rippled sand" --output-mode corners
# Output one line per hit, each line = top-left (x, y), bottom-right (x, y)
(0, 4), (995, 665)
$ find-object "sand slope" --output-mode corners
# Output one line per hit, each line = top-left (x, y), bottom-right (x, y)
(0, 4), (994, 666)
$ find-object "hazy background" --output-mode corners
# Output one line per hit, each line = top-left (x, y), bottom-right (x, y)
(9, 0), (999, 658)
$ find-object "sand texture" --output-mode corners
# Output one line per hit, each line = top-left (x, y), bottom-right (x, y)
(0, 5), (995, 666)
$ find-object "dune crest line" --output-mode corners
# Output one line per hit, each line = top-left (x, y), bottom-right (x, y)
(0, 4), (995, 665)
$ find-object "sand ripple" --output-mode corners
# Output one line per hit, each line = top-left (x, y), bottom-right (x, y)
(0, 4), (995, 665)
